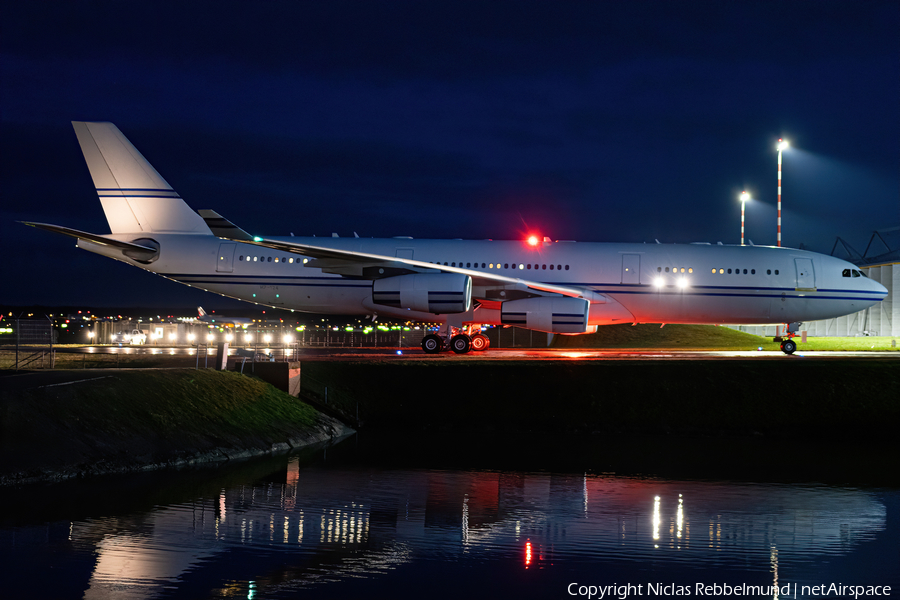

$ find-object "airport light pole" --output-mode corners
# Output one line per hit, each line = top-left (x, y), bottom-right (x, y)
(739, 191), (750, 245)
(776, 139), (789, 247)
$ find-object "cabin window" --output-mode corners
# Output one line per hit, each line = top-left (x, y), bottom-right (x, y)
(527, 264), (532, 269)
(751, 269), (755, 274)
(743, 269), (747, 274)
(550, 264), (554, 270)
(542, 264), (546, 270)
(519, 264), (524, 270)
(565, 265), (570, 270)
(775, 270), (779, 275)
(504, 263), (509, 269)
(711, 268), (716, 274)
(727, 269), (732, 274)
(665, 267), (670, 273)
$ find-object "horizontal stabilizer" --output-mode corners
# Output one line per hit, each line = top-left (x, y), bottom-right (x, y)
(197, 210), (254, 241)
(20, 221), (158, 258)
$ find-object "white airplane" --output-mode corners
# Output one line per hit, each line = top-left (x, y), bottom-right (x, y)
(196, 306), (253, 329)
(23, 122), (887, 355)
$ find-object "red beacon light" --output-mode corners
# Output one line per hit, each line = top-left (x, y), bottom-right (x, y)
(526, 235), (540, 247)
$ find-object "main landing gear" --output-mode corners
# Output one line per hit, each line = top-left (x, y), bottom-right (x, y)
(421, 325), (491, 355)
(774, 322), (800, 355)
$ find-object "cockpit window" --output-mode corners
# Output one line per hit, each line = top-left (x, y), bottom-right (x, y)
(851, 270), (860, 277)
(842, 269), (851, 277)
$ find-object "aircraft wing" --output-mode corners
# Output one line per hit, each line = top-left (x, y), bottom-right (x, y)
(205, 213), (603, 302)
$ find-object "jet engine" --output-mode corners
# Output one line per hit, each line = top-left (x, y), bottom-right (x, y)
(372, 273), (472, 314)
(500, 297), (590, 334)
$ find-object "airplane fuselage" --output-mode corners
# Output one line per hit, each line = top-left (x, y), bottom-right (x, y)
(79, 234), (886, 327)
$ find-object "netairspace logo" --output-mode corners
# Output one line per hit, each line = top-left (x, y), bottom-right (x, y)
(567, 583), (893, 599)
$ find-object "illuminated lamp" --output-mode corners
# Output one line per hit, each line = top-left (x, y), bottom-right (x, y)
(739, 191), (750, 245)
(527, 235), (540, 247)
(653, 277), (665, 288)
(677, 278), (688, 289)
(776, 139), (789, 246)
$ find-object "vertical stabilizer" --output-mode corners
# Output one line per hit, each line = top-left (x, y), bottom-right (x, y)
(72, 121), (210, 235)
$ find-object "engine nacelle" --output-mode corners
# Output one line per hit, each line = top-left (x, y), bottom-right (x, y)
(372, 273), (472, 314)
(500, 297), (591, 334)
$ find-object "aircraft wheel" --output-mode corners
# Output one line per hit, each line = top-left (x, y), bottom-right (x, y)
(422, 334), (443, 354)
(470, 333), (490, 351)
(781, 340), (797, 355)
(450, 334), (471, 354)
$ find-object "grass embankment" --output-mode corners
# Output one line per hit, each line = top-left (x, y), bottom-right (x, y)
(301, 359), (900, 440)
(1, 369), (346, 484)
(549, 323), (899, 351)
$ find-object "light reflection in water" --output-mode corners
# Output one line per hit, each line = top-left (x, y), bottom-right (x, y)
(6, 466), (893, 598)
(653, 495), (661, 545)
(772, 545), (780, 600)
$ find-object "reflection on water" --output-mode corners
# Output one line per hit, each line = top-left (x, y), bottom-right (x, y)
(2, 441), (899, 599)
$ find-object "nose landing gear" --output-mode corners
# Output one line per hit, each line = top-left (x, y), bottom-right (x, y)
(774, 322), (801, 355)
(780, 338), (797, 355)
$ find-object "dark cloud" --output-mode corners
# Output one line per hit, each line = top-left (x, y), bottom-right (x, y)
(2, 1), (897, 307)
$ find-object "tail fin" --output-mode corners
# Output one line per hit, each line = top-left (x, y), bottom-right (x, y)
(198, 307), (207, 318)
(72, 121), (210, 235)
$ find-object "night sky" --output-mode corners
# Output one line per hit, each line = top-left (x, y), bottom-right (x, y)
(2, 1), (897, 308)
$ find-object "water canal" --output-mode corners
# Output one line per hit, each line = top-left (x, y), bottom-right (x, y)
(2, 433), (897, 599)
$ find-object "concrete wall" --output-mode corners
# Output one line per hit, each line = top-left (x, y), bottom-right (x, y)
(235, 361), (302, 396)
